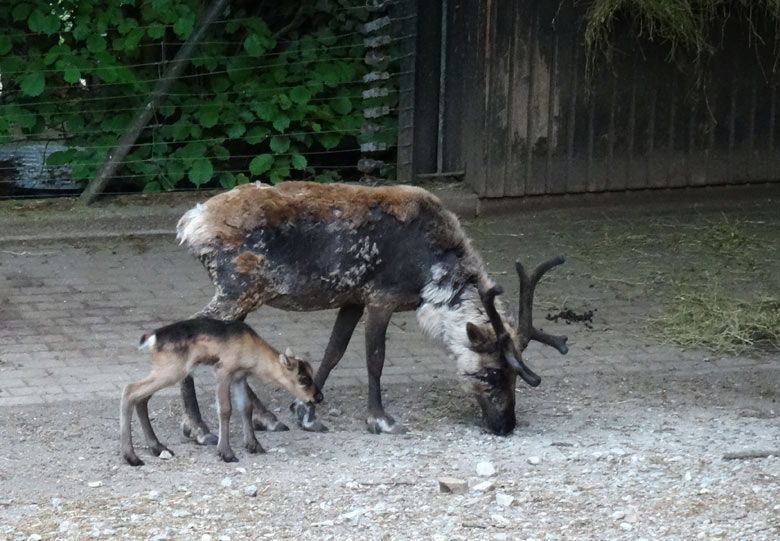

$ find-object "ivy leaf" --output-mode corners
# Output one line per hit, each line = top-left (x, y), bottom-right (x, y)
(166, 160), (186, 183)
(0, 36), (12, 56)
(63, 66), (81, 83)
(198, 104), (220, 128)
(246, 126), (270, 145)
(212, 145), (230, 161)
(188, 158), (214, 186)
(20, 72), (45, 97)
(249, 154), (274, 175)
(179, 142), (206, 160)
(142, 181), (162, 193)
(291, 154), (307, 170)
(272, 112), (290, 132)
(12, 3), (33, 22)
(226, 123), (246, 139)
(331, 96), (353, 115)
(236, 173), (250, 185)
(47, 149), (76, 166)
(28, 9), (60, 35)
(253, 101), (275, 122)
(173, 15), (195, 39)
(147, 24), (165, 39)
(218, 172), (236, 189)
(317, 132), (341, 150)
(244, 33), (268, 57)
(289, 86), (312, 105)
(270, 135), (290, 153)
(159, 102), (176, 118)
(86, 35), (107, 54)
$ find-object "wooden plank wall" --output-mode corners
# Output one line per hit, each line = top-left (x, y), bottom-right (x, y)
(421, 0), (780, 197)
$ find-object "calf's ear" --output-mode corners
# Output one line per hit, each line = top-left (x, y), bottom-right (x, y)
(279, 352), (294, 370)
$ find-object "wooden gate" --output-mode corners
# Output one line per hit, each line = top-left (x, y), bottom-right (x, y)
(401, 0), (780, 197)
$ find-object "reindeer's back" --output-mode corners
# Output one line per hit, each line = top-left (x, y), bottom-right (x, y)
(177, 182), (480, 310)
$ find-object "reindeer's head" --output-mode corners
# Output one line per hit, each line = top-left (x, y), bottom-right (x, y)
(466, 257), (569, 435)
(278, 347), (323, 404)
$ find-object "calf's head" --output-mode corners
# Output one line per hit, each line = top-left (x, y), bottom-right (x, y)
(467, 257), (569, 435)
(278, 347), (322, 403)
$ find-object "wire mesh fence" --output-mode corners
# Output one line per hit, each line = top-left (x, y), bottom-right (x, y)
(0, 0), (416, 200)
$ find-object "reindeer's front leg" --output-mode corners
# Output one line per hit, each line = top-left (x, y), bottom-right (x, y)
(293, 304), (365, 432)
(232, 377), (265, 454)
(364, 304), (407, 434)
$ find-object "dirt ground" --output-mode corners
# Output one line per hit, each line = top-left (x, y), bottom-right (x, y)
(1, 370), (778, 540)
(1, 187), (779, 540)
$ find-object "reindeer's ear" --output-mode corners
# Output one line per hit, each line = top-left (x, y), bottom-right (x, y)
(280, 351), (294, 370)
(466, 322), (494, 350)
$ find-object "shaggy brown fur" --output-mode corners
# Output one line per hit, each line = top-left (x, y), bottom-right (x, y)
(191, 182), (463, 250)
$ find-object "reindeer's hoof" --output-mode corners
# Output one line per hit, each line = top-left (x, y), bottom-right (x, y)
(182, 421), (218, 446)
(151, 444), (174, 457)
(301, 418), (329, 432)
(252, 417), (289, 432)
(124, 454), (144, 467)
(218, 450), (239, 463)
(366, 416), (408, 435)
(245, 441), (266, 454)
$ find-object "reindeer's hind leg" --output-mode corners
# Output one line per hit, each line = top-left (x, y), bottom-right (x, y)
(293, 304), (364, 432)
(136, 396), (175, 458)
(181, 293), (252, 445)
(121, 366), (185, 466)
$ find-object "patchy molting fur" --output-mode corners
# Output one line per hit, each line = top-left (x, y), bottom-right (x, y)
(416, 264), (516, 379)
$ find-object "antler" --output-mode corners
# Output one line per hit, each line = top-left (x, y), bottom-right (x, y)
(478, 284), (541, 387)
(515, 256), (569, 355)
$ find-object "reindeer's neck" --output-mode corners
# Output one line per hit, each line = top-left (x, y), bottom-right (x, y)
(415, 269), (491, 374)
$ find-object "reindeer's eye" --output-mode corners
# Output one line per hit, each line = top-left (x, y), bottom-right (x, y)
(476, 368), (502, 386)
(299, 376), (313, 387)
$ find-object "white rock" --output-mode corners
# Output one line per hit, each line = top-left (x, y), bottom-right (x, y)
(27, 535), (42, 541)
(612, 510), (626, 520)
(473, 481), (495, 492)
(201, 535), (212, 541)
(58, 521), (73, 533)
(159, 450), (173, 460)
(476, 461), (497, 477)
(87, 481), (102, 488)
(244, 485), (258, 497)
(527, 456), (541, 466)
(619, 522), (633, 531)
(495, 493), (514, 507)
(220, 477), (233, 488)
(339, 508), (366, 525)
(439, 477), (468, 494)
(236, 467), (247, 474)
(491, 513), (511, 526)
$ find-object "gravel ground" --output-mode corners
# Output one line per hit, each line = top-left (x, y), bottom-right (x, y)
(1, 365), (778, 540)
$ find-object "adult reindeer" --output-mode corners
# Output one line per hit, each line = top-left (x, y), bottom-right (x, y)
(176, 181), (568, 438)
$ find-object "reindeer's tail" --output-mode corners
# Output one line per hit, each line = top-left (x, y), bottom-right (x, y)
(138, 332), (157, 352)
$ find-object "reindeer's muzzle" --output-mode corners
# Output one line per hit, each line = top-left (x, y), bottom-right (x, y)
(314, 388), (324, 403)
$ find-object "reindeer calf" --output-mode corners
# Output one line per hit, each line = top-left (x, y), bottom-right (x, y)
(120, 318), (320, 466)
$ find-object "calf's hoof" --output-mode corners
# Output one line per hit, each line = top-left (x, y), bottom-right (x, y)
(366, 415), (408, 435)
(123, 453), (144, 467)
(182, 420), (218, 446)
(291, 400), (329, 432)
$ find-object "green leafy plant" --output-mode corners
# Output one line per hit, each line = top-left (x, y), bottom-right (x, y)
(0, 0), (399, 192)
